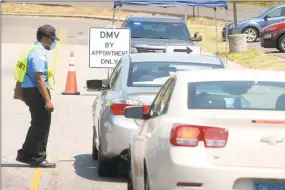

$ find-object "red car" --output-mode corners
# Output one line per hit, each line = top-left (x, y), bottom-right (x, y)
(260, 22), (285, 52)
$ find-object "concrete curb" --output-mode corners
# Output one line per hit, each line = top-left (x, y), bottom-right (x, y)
(1, 13), (126, 22)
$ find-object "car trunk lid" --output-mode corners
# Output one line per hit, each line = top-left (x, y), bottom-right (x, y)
(184, 110), (285, 168)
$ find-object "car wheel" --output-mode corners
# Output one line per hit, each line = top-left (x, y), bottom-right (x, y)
(97, 139), (118, 177)
(92, 127), (98, 160)
(127, 165), (134, 190)
(243, 27), (258, 42)
(277, 35), (285, 52)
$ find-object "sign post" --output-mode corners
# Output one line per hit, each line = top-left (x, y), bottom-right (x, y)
(88, 27), (131, 78)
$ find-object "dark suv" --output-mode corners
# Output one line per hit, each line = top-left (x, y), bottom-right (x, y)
(121, 15), (202, 53)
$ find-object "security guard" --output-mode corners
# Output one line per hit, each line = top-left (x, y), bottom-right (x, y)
(15, 24), (59, 168)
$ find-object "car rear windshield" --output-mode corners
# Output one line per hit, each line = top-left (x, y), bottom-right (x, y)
(127, 62), (224, 87)
(188, 81), (285, 111)
(127, 21), (191, 41)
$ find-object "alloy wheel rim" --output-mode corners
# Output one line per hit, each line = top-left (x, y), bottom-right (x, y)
(244, 29), (256, 42)
(281, 38), (285, 49)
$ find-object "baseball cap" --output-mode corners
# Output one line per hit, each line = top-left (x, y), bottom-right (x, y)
(38, 24), (60, 41)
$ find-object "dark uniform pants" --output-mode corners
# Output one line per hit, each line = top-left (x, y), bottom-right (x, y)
(17, 87), (51, 164)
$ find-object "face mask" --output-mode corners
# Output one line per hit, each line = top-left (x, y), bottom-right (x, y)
(49, 41), (57, 50)
(42, 41), (56, 50)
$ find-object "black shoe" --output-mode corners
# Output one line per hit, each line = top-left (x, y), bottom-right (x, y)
(30, 160), (56, 168)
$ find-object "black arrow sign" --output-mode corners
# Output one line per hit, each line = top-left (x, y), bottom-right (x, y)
(173, 47), (193, 54)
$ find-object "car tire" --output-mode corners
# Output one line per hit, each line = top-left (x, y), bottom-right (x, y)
(97, 139), (118, 177)
(92, 128), (98, 160)
(277, 34), (285, 52)
(243, 27), (258, 42)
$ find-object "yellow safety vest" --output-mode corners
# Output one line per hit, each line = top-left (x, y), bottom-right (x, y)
(14, 45), (55, 89)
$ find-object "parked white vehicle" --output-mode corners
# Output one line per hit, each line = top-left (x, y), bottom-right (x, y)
(125, 69), (285, 190)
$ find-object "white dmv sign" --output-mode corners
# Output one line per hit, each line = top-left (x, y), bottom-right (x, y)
(89, 27), (131, 68)
(166, 45), (201, 55)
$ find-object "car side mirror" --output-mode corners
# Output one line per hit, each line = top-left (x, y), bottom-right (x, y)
(264, 15), (270, 20)
(124, 106), (144, 119)
(86, 79), (109, 90)
(192, 32), (203, 42)
(102, 79), (110, 88)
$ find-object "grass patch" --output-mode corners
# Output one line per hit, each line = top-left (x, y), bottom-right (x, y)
(1, 3), (149, 17)
(187, 18), (225, 27)
(234, 1), (285, 7)
(192, 26), (285, 70)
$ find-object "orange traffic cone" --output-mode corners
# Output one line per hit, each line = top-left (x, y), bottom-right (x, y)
(62, 52), (80, 95)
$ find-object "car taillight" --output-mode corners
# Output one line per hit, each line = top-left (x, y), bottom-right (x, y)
(110, 99), (150, 115)
(170, 124), (228, 148)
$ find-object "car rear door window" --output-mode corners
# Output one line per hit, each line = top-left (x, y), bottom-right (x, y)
(282, 7), (285, 16)
(268, 7), (283, 18)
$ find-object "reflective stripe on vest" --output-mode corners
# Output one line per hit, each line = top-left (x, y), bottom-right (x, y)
(14, 45), (55, 89)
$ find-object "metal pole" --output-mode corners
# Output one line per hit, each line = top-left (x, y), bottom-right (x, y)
(184, 6), (188, 21)
(225, 6), (229, 64)
(109, 4), (116, 79)
(192, 6), (195, 17)
(233, 1), (238, 33)
(112, 5), (116, 25)
(214, 7), (218, 54)
(117, 6), (121, 23)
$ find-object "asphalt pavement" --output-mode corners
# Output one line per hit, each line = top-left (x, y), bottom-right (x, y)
(248, 40), (285, 58)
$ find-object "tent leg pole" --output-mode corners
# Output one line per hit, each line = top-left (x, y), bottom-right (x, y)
(214, 7), (218, 55)
(184, 6), (187, 21)
(225, 6), (229, 64)
(117, 6), (121, 23)
(112, 6), (116, 25)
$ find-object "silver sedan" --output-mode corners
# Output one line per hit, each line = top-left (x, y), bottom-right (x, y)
(86, 53), (227, 177)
